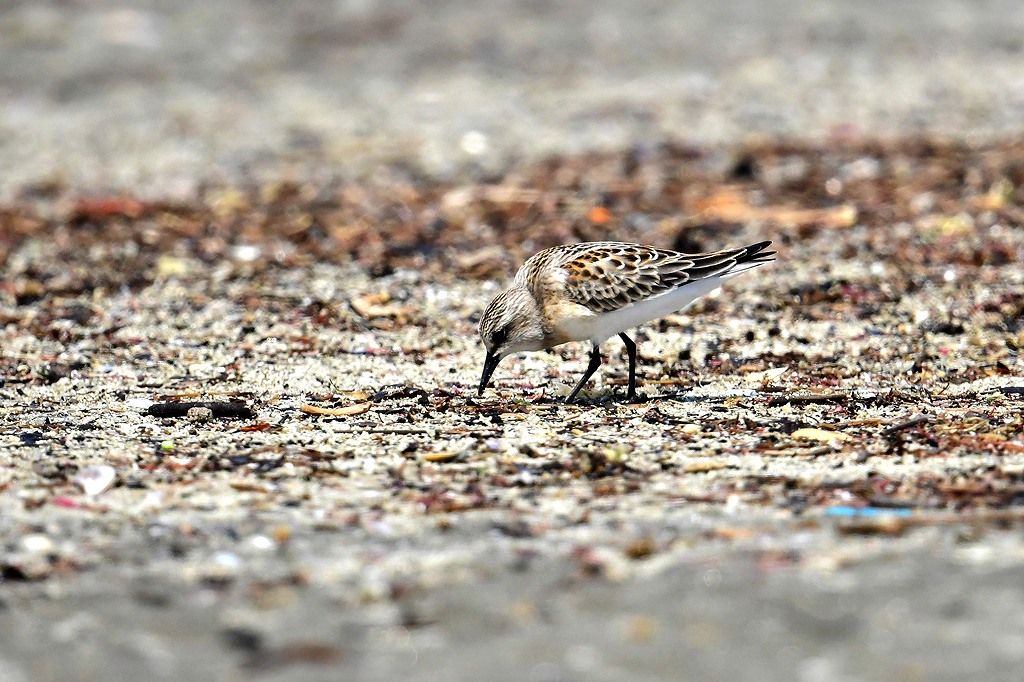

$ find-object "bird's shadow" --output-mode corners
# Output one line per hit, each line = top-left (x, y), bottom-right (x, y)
(553, 387), (753, 406)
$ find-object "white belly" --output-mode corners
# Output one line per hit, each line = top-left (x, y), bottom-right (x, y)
(556, 276), (726, 343)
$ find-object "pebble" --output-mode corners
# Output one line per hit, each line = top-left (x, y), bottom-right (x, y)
(20, 533), (56, 554)
(74, 465), (117, 496)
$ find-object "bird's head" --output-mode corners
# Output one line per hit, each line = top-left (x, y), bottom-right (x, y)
(477, 285), (545, 395)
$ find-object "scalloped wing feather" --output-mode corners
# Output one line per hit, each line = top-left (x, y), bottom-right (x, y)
(556, 242), (770, 314)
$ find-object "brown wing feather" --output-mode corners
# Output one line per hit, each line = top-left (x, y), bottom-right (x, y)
(555, 241), (772, 314)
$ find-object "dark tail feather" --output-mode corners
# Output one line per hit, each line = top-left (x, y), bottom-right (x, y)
(724, 240), (775, 276)
(737, 240), (775, 264)
(684, 240), (775, 280)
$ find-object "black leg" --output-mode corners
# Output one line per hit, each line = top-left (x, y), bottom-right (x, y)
(618, 333), (638, 401)
(565, 342), (603, 403)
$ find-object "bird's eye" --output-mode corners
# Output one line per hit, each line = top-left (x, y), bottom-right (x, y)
(491, 326), (508, 347)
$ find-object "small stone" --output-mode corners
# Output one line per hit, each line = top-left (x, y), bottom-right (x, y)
(212, 551), (241, 570)
(624, 536), (657, 560)
(204, 551), (242, 584)
(155, 255), (189, 277)
(744, 366), (789, 384)
(231, 244), (262, 262)
(74, 465), (117, 496)
(792, 427), (851, 443)
(459, 130), (488, 156)
(422, 451), (460, 462)
(20, 533), (56, 554)
(248, 535), (274, 552)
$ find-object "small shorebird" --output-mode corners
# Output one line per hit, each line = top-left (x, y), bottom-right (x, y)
(477, 240), (774, 402)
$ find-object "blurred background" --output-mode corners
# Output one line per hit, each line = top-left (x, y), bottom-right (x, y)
(1, 0), (1023, 200)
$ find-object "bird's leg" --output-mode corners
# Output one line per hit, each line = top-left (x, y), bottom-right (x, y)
(618, 332), (638, 402)
(565, 342), (603, 403)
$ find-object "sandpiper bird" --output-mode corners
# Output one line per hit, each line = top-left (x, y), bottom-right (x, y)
(477, 240), (774, 402)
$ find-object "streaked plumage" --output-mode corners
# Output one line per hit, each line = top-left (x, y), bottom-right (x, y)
(478, 240), (775, 402)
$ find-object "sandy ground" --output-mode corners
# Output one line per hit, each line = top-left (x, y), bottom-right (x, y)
(3, 1), (1024, 681)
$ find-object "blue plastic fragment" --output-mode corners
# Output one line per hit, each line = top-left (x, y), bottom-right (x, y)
(825, 506), (913, 518)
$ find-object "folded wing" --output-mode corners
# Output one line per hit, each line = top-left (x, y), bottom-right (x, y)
(561, 240), (774, 314)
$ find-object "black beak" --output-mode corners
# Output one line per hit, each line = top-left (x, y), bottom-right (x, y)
(478, 351), (501, 396)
